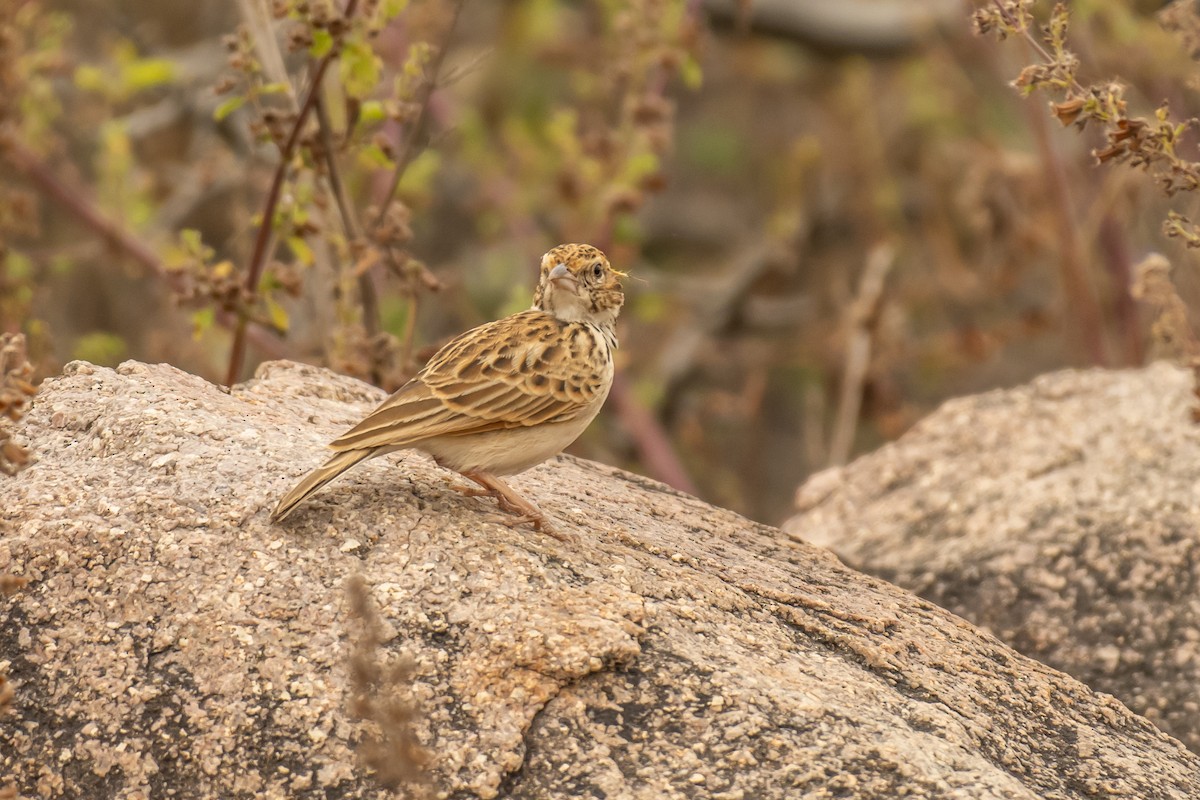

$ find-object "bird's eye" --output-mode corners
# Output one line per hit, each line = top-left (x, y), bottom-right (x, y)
(591, 262), (604, 279)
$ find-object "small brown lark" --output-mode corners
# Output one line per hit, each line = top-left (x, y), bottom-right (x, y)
(271, 243), (624, 539)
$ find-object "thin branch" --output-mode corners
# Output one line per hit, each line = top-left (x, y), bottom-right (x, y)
(1023, 99), (1108, 365)
(704, 0), (959, 54)
(1099, 213), (1143, 365)
(227, 0), (361, 386)
(354, 0), (464, 358)
(984, 1), (1108, 364)
(314, 92), (383, 384)
(399, 293), (418, 375)
(2, 136), (288, 362)
(829, 243), (894, 467)
(655, 243), (777, 399)
(369, 0), (464, 233)
(991, 0), (1064, 79)
(3, 136), (175, 286)
(236, 0), (296, 103)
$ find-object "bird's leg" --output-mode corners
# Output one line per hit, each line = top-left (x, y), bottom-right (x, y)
(446, 482), (493, 498)
(457, 470), (572, 542)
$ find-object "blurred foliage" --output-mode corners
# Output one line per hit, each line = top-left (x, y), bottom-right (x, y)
(3, 0), (1200, 523)
(0, 333), (35, 475)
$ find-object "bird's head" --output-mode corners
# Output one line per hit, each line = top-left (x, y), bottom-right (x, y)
(532, 243), (625, 327)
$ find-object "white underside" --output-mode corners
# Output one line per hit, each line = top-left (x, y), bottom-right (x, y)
(415, 396), (605, 475)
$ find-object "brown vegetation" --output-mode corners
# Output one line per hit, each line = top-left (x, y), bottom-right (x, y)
(3, 0), (1200, 520)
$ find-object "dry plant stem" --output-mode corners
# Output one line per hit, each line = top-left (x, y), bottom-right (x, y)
(314, 94), (382, 375)
(399, 293), (418, 369)
(658, 243), (779, 398)
(703, 0), (960, 53)
(829, 243), (894, 467)
(991, 0), (1060, 73)
(1, 333), (36, 476)
(237, 0), (295, 98)
(1023, 100), (1108, 365)
(1099, 214), (1143, 365)
(227, 0), (361, 387)
(369, 0), (464, 234)
(4, 138), (170, 287)
(1, 138), (288, 361)
(345, 575), (428, 790)
(985, 1), (1107, 363)
(609, 370), (698, 495)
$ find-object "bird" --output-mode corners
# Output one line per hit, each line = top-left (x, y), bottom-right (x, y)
(271, 243), (625, 540)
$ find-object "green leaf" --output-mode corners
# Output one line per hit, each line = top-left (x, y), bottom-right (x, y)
(50, 254), (74, 277)
(287, 235), (314, 266)
(4, 250), (32, 280)
(380, 0), (409, 21)
(73, 64), (106, 93)
(191, 308), (215, 341)
(180, 228), (203, 255)
(680, 55), (703, 90)
(72, 331), (127, 366)
(545, 109), (580, 156)
(357, 142), (395, 169)
(340, 38), (382, 100)
(397, 149), (442, 196)
(310, 29), (334, 58)
(622, 151), (659, 184)
(360, 99), (386, 124)
(214, 95), (246, 122)
(380, 294), (410, 333)
(121, 58), (176, 91)
(612, 213), (641, 244)
(265, 297), (290, 333)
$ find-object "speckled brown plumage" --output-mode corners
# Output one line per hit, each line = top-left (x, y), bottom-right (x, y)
(271, 244), (625, 539)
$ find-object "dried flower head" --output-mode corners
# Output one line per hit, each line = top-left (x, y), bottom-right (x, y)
(0, 333), (35, 476)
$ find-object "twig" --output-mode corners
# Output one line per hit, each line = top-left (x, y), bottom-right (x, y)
(356, 0), (464, 372)
(1022, 99), (1108, 365)
(982, 2), (1109, 364)
(227, 0), (361, 386)
(655, 243), (777, 398)
(236, 0), (296, 102)
(991, 0), (1064, 79)
(314, 93), (383, 383)
(704, 0), (959, 54)
(368, 0), (464, 234)
(1099, 213), (1142, 365)
(399, 293), (418, 374)
(829, 243), (894, 467)
(1, 136), (288, 362)
(3, 136), (175, 287)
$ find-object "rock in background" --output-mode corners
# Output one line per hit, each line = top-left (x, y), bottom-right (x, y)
(4, 360), (1200, 798)
(787, 361), (1200, 756)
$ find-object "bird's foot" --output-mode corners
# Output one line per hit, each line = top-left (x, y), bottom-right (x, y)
(448, 482), (493, 498)
(484, 511), (574, 542)
(459, 470), (573, 542)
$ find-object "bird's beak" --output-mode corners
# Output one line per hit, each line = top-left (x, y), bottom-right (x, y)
(548, 263), (579, 291)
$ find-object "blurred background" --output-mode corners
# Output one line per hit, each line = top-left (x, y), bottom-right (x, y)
(3, 0), (1199, 525)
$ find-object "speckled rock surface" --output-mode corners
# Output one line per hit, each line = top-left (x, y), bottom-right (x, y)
(786, 361), (1200, 758)
(5, 360), (1200, 799)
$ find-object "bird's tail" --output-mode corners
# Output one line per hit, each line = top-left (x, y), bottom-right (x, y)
(271, 448), (377, 522)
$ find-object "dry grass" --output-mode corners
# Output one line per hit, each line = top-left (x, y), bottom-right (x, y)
(345, 574), (430, 794)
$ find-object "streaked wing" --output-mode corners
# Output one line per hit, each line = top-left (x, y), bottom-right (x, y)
(329, 310), (610, 452)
